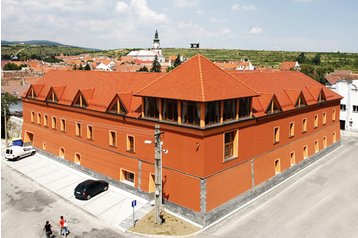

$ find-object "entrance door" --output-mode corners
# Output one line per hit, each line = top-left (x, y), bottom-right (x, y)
(340, 120), (345, 130)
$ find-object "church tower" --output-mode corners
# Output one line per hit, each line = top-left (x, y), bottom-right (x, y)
(152, 30), (162, 55)
(153, 30), (160, 49)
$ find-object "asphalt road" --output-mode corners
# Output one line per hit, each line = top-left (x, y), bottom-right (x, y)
(1, 162), (126, 238)
(199, 135), (358, 238)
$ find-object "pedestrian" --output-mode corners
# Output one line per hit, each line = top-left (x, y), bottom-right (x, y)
(59, 216), (69, 237)
(43, 221), (53, 238)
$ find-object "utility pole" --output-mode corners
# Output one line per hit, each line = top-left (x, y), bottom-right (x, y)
(154, 124), (163, 224)
(4, 104), (8, 147)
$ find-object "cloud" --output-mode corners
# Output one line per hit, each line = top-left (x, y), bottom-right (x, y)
(115, 1), (129, 12)
(231, 4), (240, 11)
(242, 5), (257, 10)
(209, 17), (227, 23)
(293, 0), (312, 2)
(231, 4), (257, 11)
(174, 0), (198, 7)
(249, 26), (263, 34)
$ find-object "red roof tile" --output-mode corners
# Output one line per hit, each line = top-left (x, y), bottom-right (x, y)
(229, 71), (342, 114)
(27, 70), (164, 113)
(136, 54), (258, 102)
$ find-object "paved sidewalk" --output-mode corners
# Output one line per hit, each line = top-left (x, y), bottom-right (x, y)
(1, 142), (152, 232)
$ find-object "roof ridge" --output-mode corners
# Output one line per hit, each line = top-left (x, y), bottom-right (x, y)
(198, 55), (205, 101)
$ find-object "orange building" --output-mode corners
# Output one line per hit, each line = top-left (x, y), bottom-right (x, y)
(22, 55), (341, 225)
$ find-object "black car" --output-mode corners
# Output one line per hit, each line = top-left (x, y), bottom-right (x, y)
(74, 179), (109, 200)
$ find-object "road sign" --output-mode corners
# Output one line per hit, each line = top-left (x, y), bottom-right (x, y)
(131, 200), (137, 207)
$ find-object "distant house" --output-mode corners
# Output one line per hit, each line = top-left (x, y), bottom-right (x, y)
(236, 60), (255, 71)
(95, 62), (112, 71)
(326, 70), (358, 132)
(214, 61), (238, 70)
(279, 61), (300, 71)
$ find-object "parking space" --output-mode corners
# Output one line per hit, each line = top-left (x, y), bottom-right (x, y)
(1, 150), (151, 231)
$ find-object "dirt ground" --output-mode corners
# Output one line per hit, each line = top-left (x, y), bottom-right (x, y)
(129, 209), (200, 236)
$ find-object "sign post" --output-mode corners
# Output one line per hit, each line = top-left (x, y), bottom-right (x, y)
(131, 200), (137, 226)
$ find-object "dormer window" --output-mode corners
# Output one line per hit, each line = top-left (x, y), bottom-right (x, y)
(28, 88), (37, 99)
(73, 94), (87, 108)
(266, 97), (281, 114)
(318, 91), (326, 102)
(108, 98), (127, 115)
(295, 94), (307, 108)
(46, 90), (58, 103)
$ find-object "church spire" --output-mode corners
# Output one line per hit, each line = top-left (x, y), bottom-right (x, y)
(153, 30), (160, 49)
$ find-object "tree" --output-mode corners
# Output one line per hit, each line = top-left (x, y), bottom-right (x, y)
(2, 63), (27, 70)
(296, 52), (307, 64)
(312, 54), (321, 65)
(138, 66), (149, 72)
(1, 93), (18, 139)
(174, 54), (182, 68)
(150, 55), (162, 72)
(84, 63), (91, 70)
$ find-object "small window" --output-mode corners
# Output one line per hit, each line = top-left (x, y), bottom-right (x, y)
(332, 109), (336, 121)
(333, 131), (337, 143)
(340, 104), (346, 111)
(109, 130), (117, 147)
(353, 105), (358, 112)
(87, 125), (93, 140)
(322, 112), (326, 125)
(37, 113), (42, 125)
(323, 136), (327, 148)
(290, 152), (296, 166)
(75, 122), (81, 137)
(273, 127), (280, 144)
(314, 140), (319, 153)
(303, 145), (308, 159)
(60, 119), (66, 132)
(31, 111), (35, 123)
(274, 159), (281, 175)
(59, 147), (65, 158)
(42, 142), (46, 150)
(126, 135), (135, 152)
(224, 130), (238, 160)
(289, 122), (295, 138)
(52, 117), (57, 130)
(44, 115), (48, 127)
(302, 118), (307, 133)
(120, 169), (135, 186)
(314, 114), (318, 128)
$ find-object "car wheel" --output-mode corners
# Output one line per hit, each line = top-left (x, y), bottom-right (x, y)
(15, 156), (20, 161)
(104, 186), (108, 191)
(31, 151), (36, 156)
(86, 194), (91, 200)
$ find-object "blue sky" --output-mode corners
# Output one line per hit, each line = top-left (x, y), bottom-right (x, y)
(2, 0), (358, 52)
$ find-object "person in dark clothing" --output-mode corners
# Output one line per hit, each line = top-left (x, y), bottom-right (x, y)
(43, 221), (53, 238)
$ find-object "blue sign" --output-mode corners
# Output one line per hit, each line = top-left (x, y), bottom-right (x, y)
(131, 200), (137, 207)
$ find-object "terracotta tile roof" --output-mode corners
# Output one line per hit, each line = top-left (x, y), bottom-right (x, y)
(25, 70), (164, 115)
(279, 61), (298, 71)
(229, 71), (342, 114)
(214, 62), (237, 70)
(325, 70), (358, 84)
(136, 54), (259, 102)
